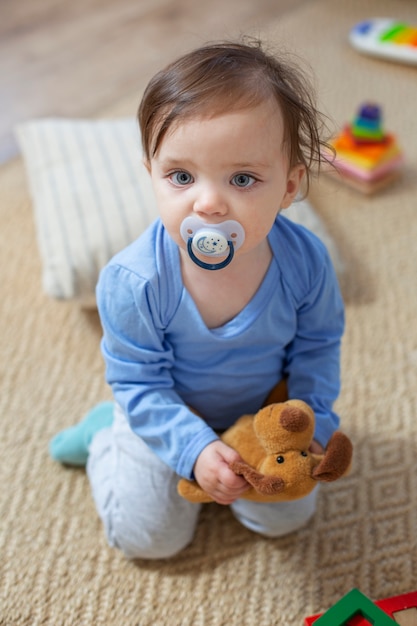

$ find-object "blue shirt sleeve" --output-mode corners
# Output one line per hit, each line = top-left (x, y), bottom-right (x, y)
(96, 261), (218, 479)
(276, 220), (344, 447)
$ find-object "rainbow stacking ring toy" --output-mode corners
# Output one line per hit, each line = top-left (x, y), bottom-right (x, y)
(323, 103), (404, 194)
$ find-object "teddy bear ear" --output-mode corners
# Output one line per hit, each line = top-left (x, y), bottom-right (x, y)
(230, 460), (285, 495)
(254, 401), (315, 452)
(312, 432), (353, 482)
(279, 400), (314, 432)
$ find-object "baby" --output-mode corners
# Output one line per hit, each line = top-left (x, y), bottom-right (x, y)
(50, 39), (344, 559)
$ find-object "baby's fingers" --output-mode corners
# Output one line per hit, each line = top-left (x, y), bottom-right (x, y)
(211, 466), (249, 504)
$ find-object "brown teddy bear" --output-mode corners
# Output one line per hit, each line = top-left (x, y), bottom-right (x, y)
(177, 400), (353, 503)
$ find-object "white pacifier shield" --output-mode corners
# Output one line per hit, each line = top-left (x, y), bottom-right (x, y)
(180, 217), (245, 257)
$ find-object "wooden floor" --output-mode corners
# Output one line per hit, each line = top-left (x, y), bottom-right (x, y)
(1, 0), (309, 165)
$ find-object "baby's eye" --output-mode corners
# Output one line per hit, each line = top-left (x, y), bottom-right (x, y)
(170, 171), (193, 185)
(231, 174), (256, 188)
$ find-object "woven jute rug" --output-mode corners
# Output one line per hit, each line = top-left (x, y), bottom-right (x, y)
(1, 0), (417, 624)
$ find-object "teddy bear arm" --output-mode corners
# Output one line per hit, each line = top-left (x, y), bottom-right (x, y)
(177, 478), (214, 503)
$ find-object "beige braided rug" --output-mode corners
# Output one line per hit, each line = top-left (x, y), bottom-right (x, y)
(1, 0), (417, 624)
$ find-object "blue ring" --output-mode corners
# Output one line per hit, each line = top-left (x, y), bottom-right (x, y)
(187, 238), (234, 270)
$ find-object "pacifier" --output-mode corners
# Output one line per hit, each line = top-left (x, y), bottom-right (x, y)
(180, 217), (245, 270)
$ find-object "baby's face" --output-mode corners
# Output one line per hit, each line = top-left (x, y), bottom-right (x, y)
(147, 99), (304, 266)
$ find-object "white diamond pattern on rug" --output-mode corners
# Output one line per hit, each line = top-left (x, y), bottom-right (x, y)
(369, 553), (415, 600)
(320, 479), (360, 522)
(369, 470), (411, 512)
(313, 563), (364, 607)
(368, 511), (413, 555)
(369, 437), (406, 471)
(315, 521), (363, 568)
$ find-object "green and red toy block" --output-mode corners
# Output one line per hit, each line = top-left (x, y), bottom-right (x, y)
(304, 588), (417, 625)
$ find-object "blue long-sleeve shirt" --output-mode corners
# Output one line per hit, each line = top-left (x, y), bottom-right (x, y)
(96, 214), (344, 479)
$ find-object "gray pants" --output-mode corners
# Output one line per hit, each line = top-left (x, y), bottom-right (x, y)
(87, 404), (318, 560)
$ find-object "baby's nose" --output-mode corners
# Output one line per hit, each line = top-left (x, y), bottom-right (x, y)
(193, 187), (227, 215)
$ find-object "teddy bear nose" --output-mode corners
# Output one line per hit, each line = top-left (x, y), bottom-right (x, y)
(279, 407), (310, 432)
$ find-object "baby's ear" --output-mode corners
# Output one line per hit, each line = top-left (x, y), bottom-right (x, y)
(280, 164), (305, 210)
(143, 158), (151, 174)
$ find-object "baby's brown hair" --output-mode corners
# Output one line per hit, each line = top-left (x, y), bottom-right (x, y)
(138, 39), (330, 193)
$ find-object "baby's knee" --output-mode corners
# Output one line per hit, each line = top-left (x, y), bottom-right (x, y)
(87, 420), (200, 559)
(103, 494), (199, 559)
(231, 489), (319, 538)
(245, 510), (314, 538)
(112, 520), (194, 560)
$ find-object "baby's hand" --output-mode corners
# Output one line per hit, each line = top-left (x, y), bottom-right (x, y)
(309, 439), (325, 454)
(193, 440), (249, 505)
